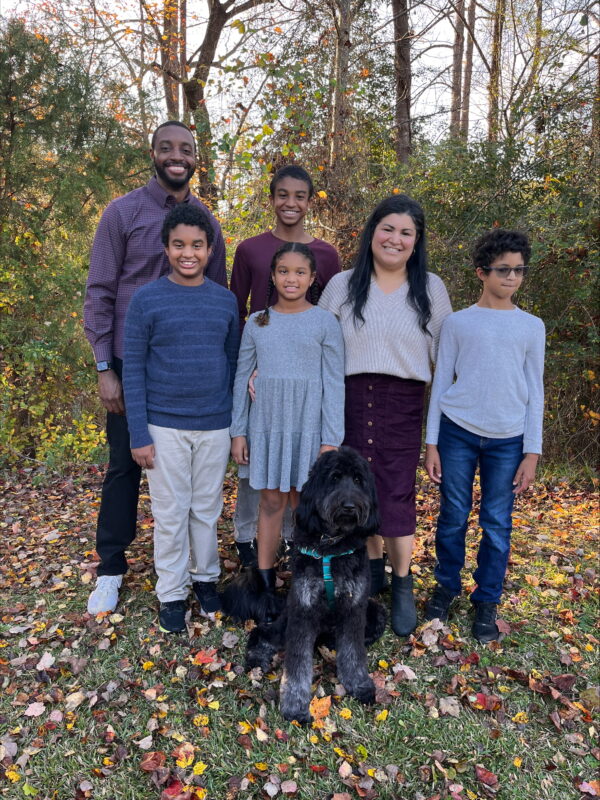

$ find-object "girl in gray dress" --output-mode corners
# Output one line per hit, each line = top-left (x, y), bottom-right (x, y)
(231, 243), (345, 598)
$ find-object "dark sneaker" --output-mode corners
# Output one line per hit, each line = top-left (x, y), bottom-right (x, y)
(236, 540), (257, 568)
(424, 583), (456, 622)
(472, 602), (499, 643)
(159, 600), (187, 633)
(193, 581), (222, 620)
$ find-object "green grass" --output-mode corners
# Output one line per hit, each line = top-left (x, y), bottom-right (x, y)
(0, 467), (598, 800)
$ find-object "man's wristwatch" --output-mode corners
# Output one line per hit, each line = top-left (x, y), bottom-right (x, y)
(96, 361), (113, 373)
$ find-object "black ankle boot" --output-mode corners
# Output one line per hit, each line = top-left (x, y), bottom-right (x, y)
(257, 568), (279, 623)
(369, 557), (388, 596)
(236, 539), (257, 568)
(391, 573), (417, 637)
(257, 567), (276, 592)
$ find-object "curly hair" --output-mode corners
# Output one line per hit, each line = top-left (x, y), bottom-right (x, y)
(160, 204), (214, 248)
(472, 229), (531, 269)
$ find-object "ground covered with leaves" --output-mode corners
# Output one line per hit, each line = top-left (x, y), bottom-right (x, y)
(0, 465), (598, 800)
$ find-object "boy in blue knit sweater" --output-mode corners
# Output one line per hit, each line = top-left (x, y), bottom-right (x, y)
(123, 205), (239, 633)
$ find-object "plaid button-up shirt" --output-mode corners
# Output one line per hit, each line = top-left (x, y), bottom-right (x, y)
(83, 176), (227, 362)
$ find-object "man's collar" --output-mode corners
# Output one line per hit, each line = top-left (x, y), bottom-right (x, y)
(146, 175), (192, 207)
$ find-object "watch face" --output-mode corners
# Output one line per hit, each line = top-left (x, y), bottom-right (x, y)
(96, 361), (111, 372)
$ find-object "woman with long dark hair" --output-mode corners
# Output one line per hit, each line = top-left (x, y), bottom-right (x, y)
(319, 195), (452, 636)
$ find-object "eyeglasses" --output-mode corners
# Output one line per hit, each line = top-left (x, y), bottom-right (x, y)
(481, 266), (529, 277)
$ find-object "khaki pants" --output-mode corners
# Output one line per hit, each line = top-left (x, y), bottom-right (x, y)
(146, 424), (230, 602)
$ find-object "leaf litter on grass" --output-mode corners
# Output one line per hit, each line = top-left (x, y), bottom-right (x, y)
(0, 466), (598, 799)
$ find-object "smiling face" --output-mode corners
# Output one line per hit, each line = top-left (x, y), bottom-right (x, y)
(165, 224), (211, 286)
(370, 212), (418, 273)
(272, 250), (315, 306)
(270, 176), (312, 229)
(476, 251), (525, 307)
(151, 125), (196, 191)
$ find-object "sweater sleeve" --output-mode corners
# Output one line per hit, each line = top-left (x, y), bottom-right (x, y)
(318, 274), (343, 318)
(320, 314), (346, 446)
(224, 299), (241, 393)
(229, 243), (252, 332)
(522, 319), (546, 454)
(425, 316), (457, 446)
(230, 322), (258, 438)
(427, 275), (453, 365)
(123, 293), (153, 449)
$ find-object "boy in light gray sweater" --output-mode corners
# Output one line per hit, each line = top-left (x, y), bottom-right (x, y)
(424, 229), (545, 642)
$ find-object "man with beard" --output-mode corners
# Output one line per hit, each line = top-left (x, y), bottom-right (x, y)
(83, 121), (227, 615)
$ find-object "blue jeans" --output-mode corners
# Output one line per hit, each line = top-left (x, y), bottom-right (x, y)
(434, 415), (523, 604)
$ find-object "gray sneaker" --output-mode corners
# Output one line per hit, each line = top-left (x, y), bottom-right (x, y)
(87, 575), (123, 615)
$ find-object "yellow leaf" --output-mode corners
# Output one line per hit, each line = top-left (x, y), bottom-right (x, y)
(375, 709), (388, 722)
(193, 714), (209, 727)
(254, 762), (268, 771)
(317, 190), (327, 199)
(512, 711), (529, 724)
(378, 659), (389, 669)
(309, 735), (318, 743)
(339, 708), (352, 719)
(514, 757), (523, 767)
(142, 661), (154, 671)
(207, 701), (219, 710)
(237, 721), (252, 734)
(6, 768), (21, 782)
(193, 761), (207, 775)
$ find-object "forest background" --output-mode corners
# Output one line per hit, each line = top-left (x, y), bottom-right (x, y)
(0, 0), (598, 473)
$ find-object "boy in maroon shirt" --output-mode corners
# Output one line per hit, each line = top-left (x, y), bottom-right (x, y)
(229, 165), (340, 565)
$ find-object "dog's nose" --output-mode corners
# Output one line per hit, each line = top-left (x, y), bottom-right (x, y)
(342, 502), (356, 512)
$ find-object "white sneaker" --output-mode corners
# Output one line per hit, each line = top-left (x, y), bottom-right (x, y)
(87, 575), (123, 615)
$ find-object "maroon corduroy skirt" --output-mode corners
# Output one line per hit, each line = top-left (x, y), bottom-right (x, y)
(344, 373), (425, 538)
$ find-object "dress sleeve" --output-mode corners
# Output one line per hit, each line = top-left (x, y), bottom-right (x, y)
(230, 322), (258, 438)
(522, 319), (546, 454)
(83, 202), (125, 362)
(123, 293), (152, 449)
(427, 275), (453, 365)
(425, 316), (457, 445)
(320, 314), (346, 446)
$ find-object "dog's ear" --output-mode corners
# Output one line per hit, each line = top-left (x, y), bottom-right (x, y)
(294, 460), (325, 543)
(362, 467), (380, 537)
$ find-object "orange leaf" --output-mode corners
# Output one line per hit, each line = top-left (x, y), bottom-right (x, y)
(309, 695), (331, 720)
(140, 751), (166, 772)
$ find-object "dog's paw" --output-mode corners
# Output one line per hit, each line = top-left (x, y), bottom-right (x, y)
(280, 704), (311, 725)
(351, 681), (376, 706)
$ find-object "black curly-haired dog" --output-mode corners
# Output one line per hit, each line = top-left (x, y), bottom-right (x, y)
(245, 447), (387, 724)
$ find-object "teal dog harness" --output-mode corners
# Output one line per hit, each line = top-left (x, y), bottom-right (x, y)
(298, 546), (357, 610)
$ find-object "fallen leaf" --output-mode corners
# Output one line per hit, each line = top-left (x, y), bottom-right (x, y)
(475, 764), (499, 787)
(439, 696), (461, 717)
(65, 690), (85, 711)
(140, 751), (166, 772)
(23, 702), (45, 717)
(309, 695), (331, 720)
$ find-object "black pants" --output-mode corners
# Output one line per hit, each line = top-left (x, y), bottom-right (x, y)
(96, 357), (141, 576)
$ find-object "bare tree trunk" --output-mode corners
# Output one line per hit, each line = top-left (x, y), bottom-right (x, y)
(392, 0), (411, 162)
(459, 0), (476, 139)
(487, 0), (506, 141)
(180, 0), (188, 116)
(162, 0), (180, 117)
(450, 0), (465, 137)
(593, 48), (600, 164)
(328, 0), (352, 178)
